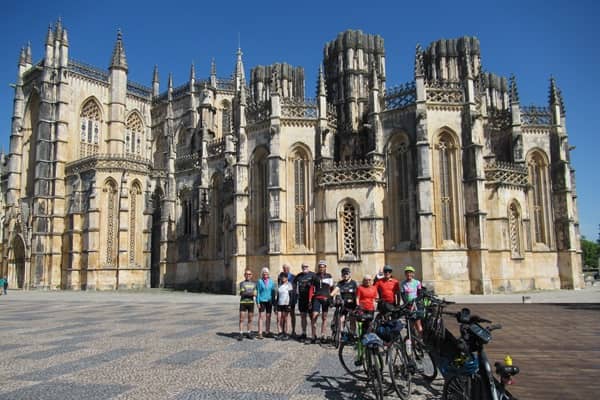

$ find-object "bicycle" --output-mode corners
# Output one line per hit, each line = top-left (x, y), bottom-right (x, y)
(362, 332), (386, 400)
(440, 308), (520, 400)
(338, 308), (373, 381)
(329, 296), (344, 349)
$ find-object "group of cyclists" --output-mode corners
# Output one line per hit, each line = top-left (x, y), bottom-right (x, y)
(237, 260), (423, 343)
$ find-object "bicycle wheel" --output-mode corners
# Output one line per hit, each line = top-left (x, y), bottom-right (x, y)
(387, 341), (412, 399)
(330, 309), (341, 348)
(338, 339), (368, 381)
(443, 375), (471, 400)
(415, 345), (437, 381)
(366, 347), (385, 400)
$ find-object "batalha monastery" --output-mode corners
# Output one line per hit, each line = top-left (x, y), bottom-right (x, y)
(0, 20), (583, 294)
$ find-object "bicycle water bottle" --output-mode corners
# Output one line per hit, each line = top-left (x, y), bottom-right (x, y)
(504, 355), (512, 366)
(405, 338), (412, 355)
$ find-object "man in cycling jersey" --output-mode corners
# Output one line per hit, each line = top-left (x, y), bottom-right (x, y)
(331, 267), (358, 339)
(294, 262), (314, 342)
(238, 269), (256, 341)
(374, 265), (400, 310)
(309, 260), (334, 344)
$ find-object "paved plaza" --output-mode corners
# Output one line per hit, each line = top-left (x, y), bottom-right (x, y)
(0, 287), (599, 399)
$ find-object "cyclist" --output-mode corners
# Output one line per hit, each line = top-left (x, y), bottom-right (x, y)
(294, 262), (314, 342)
(330, 267), (358, 335)
(309, 260), (334, 344)
(256, 267), (276, 339)
(238, 269), (256, 341)
(356, 274), (378, 332)
(281, 264), (297, 337)
(374, 265), (400, 311)
(400, 265), (423, 335)
(276, 272), (293, 340)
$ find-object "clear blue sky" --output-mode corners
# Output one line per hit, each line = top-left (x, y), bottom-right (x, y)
(1, 0), (598, 241)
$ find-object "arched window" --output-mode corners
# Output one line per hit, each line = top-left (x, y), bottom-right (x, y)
(221, 100), (231, 136)
(80, 99), (101, 157)
(435, 132), (460, 243)
(179, 189), (194, 237)
(387, 135), (411, 246)
(338, 200), (359, 261)
(508, 201), (522, 258)
(528, 151), (551, 246)
(250, 148), (269, 251)
(290, 147), (309, 248)
(211, 174), (224, 257)
(129, 182), (142, 265)
(104, 180), (118, 265)
(126, 113), (144, 156)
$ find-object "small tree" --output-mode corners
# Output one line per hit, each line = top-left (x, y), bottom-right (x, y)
(581, 236), (599, 269)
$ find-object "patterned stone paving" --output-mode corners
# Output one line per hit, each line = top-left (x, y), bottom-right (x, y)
(0, 291), (598, 399)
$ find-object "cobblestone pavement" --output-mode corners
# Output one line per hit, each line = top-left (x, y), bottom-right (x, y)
(0, 290), (598, 399)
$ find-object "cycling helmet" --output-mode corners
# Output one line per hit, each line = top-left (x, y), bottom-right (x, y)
(404, 265), (416, 273)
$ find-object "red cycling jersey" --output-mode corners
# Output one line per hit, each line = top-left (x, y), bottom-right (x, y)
(374, 278), (399, 304)
(357, 285), (378, 311)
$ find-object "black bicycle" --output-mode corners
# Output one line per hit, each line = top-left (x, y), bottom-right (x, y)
(441, 308), (520, 400)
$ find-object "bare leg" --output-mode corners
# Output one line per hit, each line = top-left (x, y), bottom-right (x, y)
(311, 311), (319, 338)
(239, 311), (246, 333)
(300, 312), (308, 335)
(247, 312), (254, 332)
(321, 312), (328, 338)
(266, 312), (272, 335)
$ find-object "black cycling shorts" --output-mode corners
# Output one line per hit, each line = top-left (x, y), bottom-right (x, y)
(258, 302), (273, 313)
(277, 304), (291, 313)
(311, 297), (330, 313)
(298, 293), (311, 313)
(239, 303), (254, 313)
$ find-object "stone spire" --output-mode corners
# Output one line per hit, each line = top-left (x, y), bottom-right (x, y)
(61, 27), (69, 46)
(234, 47), (245, 92)
(25, 42), (32, 64)
(210, 58), (217, 87)
(318, 64), (326, 97)
(549, 75), (559, 106)
(45, 25), (54, 45)
(190, 61), (196, 82)
(509, 74), (519, 104)
(414, 44), (424, 78)
(18, 46), (27, 66)
(109, 29), (128, 71)
(167, 72), (173, 101)
(152, 65), (159, 97)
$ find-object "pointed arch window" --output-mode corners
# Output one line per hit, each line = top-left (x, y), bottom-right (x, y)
(509, 201), (522, 258)
(129, 183), (142, 265)
(291, 149), (309, 248)
(436, 132), (460, 243)
(211, 174), (224, 257)
(104, 181), (118, 265)
(251, 149), (269, 251)
(387, 137), (411, 246)
(528, 151), (551, 246)
(80, 100), (101, 157)
(126, 113), (144, 156)
(221, 100), (231, 136)
(338, 201), (360, 261)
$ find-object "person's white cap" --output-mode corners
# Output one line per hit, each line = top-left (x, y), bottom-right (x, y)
(261, 267), (269, 274)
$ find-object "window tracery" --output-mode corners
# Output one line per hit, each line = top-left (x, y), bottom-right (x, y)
(80, 100), (101, 157)
(528, 151), (550, 246)
(126, 113), (144, 156)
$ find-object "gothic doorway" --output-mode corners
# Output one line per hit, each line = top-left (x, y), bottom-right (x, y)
(150, 192), (162, 288)
(13, 236), (26, 288)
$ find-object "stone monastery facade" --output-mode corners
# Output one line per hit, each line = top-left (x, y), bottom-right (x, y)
(0, 21), (583, 294)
